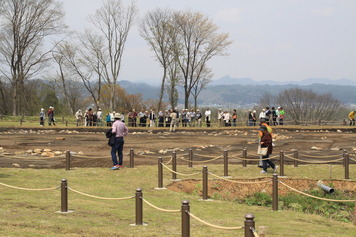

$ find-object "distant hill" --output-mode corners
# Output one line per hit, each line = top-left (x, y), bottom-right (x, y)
(210, 75), (356, 86)
(120, 78), (356, 107)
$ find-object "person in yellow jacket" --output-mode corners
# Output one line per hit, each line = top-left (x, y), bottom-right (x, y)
(348, 111), (356, 126)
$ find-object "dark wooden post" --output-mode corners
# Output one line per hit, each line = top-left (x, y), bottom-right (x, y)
(223, 150), (228, 177)
(158, 157), (163, 188)
(188, 149), (193, 168)
(172, 151), (177, 180)
(61, 179), (68, 212)
(129, 149), (134, 168)
(135, 188), (143, 225)
(65, 150), (71, 171)
(272, 174), (278, 211)
(243, 148), (247, 167)
(244, 214), (255, 237)
(202, 166), (208, 200)
(345, 153), (350, 179)
(293, 150), (298, 167)
(181, 201), (190, 237)
(279, 150), (285, 176)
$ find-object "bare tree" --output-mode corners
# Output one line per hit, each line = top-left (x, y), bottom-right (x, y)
(140, 8), (176, 112)
(0, 0), (66, 115)
(190, 66), (213, 110)
(89, 0), (138, 111)
(172, 10), (232, 109)
(277, 88), (345, 124)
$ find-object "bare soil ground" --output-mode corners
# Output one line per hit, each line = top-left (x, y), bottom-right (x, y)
(1, 127), (355, 198)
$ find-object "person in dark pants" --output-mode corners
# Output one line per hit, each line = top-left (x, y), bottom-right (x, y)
(111, 113), (129, 170)
(259, 125), (277, 174)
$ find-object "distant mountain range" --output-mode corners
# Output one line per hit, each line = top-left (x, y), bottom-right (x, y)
(209, 76), (356, 86)
(119, 76), (356, 107)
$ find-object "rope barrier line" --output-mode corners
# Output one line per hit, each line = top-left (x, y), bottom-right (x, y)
(142, 198), (180, 213)
(188, 212), (243, 230)
(251, 227), (260, 237)
(0, 154), (64, 159)
(350, 158), (356, 162)
(0, 182), (59, 191)
(193, 153), (224, 159)
(297, 153), (342, 159)
(209, 172), (272, 184)
(165, 156), (173, 165)
(68, 187), (134, 200)
(177, 155), (222, 163)
(279, 181), (355, 203)
(284, 155), (344, 164)
(73, 155), (110, 159)
(161, 163), (200, 176)
(229, 156), (277, 161)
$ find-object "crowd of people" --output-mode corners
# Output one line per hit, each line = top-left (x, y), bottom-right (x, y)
(38, 106), (286, 127)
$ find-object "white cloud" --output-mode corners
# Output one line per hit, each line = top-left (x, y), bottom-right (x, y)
(214, 8), (243, 23)
(311, 7), (334, 17)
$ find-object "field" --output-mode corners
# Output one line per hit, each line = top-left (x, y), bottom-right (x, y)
(0, 125), (355, 236)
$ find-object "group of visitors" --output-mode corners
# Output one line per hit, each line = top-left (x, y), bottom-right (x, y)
(252, 106), (285, 126)
(39, 106), (56, 126)
(74, 108), (104, 126)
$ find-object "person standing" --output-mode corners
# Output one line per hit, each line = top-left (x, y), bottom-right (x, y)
(259, 125), (277, 174)
(252, 110), (257, 126)
(158, 110), (164, 127)
(348, 111), (356, 126)
(48, 106), (55, 126)
(97, 108), (103, 126)
(205, 108), (211, 127)
(149, 109), (156, 127)
(39, 108), (45, 126)
(271, 107), (278, 126)
(259, 109), (266, 121)
(196, 109), (202, 127)
(265, 107), (271, 125)
(169, 109), (178, 132)
(75, 109), (83, 126)
(111, 113), (129, 170)
(232, 109), (237, 127)
(278, 107), (285, 125)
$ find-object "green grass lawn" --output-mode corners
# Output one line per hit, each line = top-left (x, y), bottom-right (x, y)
(0, 165), (355, 236)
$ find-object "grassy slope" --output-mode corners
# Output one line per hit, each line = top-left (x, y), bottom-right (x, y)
(0, 165), (355, 237)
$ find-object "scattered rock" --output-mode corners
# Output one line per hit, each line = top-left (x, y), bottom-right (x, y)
(34, 149), (42, 154)
(14, 151), (24, 155)
(43, 149), (52, 152)
(41, 152), (55, 157)
(78, 151), (84, 155)
(56, 137), (65, 140)
(12, 163), (20, 167)
(311, 146), (322, 150)
(330, 147), (341, 151)
(26, 149), (34, 154)
(54, 151), (62, 156)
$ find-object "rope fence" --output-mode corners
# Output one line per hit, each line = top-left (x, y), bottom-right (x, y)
(68, 187), (134, 200)
(278, 181), (356, 203)
(0, 179), (262, 236)
(0, 182), (59, 191)
(188, 211), (243, 230)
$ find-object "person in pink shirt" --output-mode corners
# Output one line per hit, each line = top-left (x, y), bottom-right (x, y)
(111, 113), (129, 170)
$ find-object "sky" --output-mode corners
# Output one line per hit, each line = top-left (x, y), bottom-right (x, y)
(62, 0), (356, 84)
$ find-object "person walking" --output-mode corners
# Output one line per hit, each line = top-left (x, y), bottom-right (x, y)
(39, 108), (45, 126)
(111, 113), (129, 170)
(259, 125), (277, 174)
(348, 111), (356, 126)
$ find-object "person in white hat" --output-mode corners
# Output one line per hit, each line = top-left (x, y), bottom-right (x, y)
(111, 112), (129, 170)
(39, 108), (45, 126)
